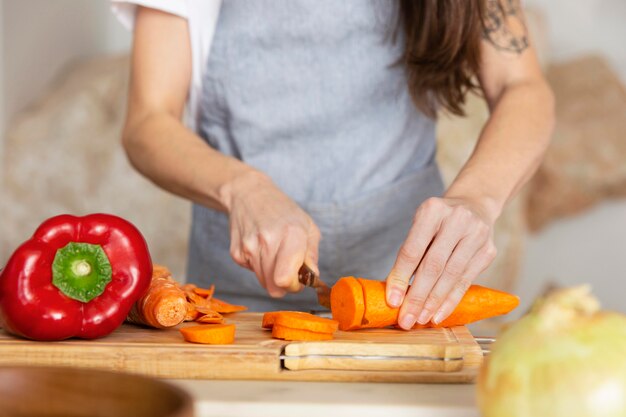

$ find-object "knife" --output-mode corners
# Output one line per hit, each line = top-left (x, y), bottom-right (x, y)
(297, 264), (331, 309)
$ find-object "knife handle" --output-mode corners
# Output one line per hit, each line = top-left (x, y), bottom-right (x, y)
(297, 264), (317, 288)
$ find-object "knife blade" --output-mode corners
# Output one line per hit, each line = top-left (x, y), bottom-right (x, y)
(297, 264), (331, 309)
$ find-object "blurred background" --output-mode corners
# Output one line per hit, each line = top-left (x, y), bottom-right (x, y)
(0, 0), (624, 318)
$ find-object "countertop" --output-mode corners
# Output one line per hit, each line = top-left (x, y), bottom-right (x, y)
(171, 379), (479, 417)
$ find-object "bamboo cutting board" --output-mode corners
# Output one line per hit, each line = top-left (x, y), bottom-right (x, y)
(0, 313), (483, 383)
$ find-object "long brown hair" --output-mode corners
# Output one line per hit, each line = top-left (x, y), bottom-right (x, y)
(399, 0), (486, 118)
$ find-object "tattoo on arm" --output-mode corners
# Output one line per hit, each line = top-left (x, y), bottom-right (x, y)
(483, 0), (529, 54)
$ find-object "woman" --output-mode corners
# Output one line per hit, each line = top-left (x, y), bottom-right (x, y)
(115, 0), (554, 329)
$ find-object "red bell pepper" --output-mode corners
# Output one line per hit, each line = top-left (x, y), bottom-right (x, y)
(0, 214), (152, 341)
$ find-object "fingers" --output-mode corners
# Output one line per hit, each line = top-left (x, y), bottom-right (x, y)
(397, 211), (469, 329)
(416, 225), (488, 325)
(429, 242), (497, 325)
(385, 198), (443, 308)
(271, 228), (308, 294)
(229, 222), (321, 298)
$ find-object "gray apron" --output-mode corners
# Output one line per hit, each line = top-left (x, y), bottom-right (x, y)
(188, 0), (444, 311)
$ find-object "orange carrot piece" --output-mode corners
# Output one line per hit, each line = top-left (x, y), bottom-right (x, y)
(274, 312), (338, 333)
(186, 290), (211, 307)
(357, 278), (399, 328)
(193, 285), (215, 299)
(413, 285), (520, 328)
(179, 324), (235, 344)
(196, 314), (225, 324)
(271, 324), (334, 341)
(184, 303), (198, 322)
(332, 278), (520, 330)
(180, 283), (198, 292)
(330, 276), (365, 330)
(209, 297), (248, 314)
(262, 311), (310, 329)
(127, 269), (187, 329)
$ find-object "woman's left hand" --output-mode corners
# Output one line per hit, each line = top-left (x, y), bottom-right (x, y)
(385, 197), (498, 330)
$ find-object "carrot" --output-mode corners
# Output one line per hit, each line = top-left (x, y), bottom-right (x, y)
(193, 285), (215, 299)
(357, 278), (399, 328)
(184, 303), (199, 322)
(412, 285), (520, 328)
(179, 324), (235, 344)
(196, 313), (225, 324)
(331, 277), (520, 330)
(274, 312), (338, 333)
(262, 311), (322, 329)
(262, 311), (308, 329)
(209, 297), (248, 314)
(330, 276), (365, 330)
(127, 266), (188, 329)
(271, 324), (334, 341)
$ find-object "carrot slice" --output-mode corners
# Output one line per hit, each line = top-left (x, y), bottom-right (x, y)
(179, 324), (235, 344)
(196, 313), (225, 324)
(357, 278), (399, 328)
(186, 290), (210, 307)
(274, 312), (338, 333)
(271, 324), (334, 341)
(209, 297), (248, 313)
(184, 303), (198, 322)
(193, 285), (215, 299)
(413, 285), (520, 328)
(262, 311), (309, 329)
(180, 283), (197, 292)
(330, 276), (365, 330)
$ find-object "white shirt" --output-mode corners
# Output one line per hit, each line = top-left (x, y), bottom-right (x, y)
(111, 0), (222, 131)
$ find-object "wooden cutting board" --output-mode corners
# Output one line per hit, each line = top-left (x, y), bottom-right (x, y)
(0, 313), (483, 383)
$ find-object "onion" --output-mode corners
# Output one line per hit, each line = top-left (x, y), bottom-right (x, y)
(477, 285), (626, 417)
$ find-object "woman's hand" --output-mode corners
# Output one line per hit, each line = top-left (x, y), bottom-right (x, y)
(223, 170), (321, 298)
(385, 197), (498, 329)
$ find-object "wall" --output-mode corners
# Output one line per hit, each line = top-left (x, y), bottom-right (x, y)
(516, 0), (626, 314)
(1, 0), (130, 128)
(0, 0), (131, 258)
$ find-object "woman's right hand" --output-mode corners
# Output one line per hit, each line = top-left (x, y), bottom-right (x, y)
(222, 170), (321, 298)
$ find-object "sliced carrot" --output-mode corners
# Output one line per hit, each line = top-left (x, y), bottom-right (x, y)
(274, 312), (338, 333)
(180, 283), (198, 292)
(180, 324), (235, 344)
(186, 290), (210, 307)
(271, 324), (334, 341)
(330, 276), (365, 330)
(196, 314), (225, 324)
(193, 285), (215, 299)
(184, 303), (198, 322)
(209, 297), (248, 314)
(357, 278), (399, 328)
(262, 311), (307, 329)
(413, 285), (520, 328)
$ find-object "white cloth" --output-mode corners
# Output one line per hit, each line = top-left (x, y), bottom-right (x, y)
(111, 0), (222, 131)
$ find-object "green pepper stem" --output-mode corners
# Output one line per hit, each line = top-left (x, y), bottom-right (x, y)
(72, 260), (92, 277)
(52, 242), (112, 303)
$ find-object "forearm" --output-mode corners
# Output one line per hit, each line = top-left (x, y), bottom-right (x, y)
(444, 79), (555, 222)
(122, 111), (264, 212)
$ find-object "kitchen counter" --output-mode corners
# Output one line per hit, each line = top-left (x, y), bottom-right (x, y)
(171, 379), (479, 417)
